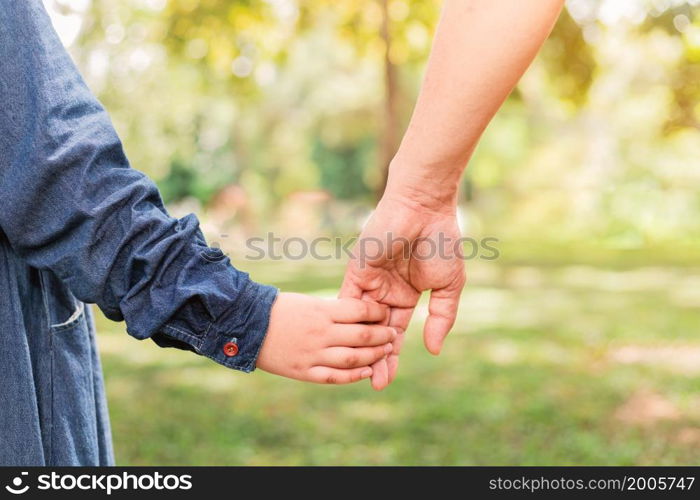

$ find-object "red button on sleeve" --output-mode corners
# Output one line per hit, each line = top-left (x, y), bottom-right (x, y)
(223, 342), (239, 357)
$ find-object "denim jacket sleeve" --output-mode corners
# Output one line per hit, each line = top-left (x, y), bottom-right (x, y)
(0, 0), (277, 372)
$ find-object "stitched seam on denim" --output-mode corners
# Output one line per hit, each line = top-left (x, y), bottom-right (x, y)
(37, 270), (54, 463)
(197, 320), (214, 351)
(248, 287), (280, 372)
(207, 280), (251, 365)
(50, 302), (85, 332)
(199, 350), (249, 372)
(162, 324), (200, 346)
(49, 329), (55, 464)
(37, 271), (54, 335)
(215, 275), (253, 327)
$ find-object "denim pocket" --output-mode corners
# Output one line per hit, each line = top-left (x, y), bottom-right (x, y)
(39, 271), (98, 464)
(39, 270), (81, 328)
(50, 301), (85, 331)
(49, 304), (99, 464)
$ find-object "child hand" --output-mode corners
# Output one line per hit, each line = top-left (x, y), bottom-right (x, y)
(256, 293), (397, 384)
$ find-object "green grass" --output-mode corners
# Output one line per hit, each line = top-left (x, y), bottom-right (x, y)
(96, 255), (700, 465)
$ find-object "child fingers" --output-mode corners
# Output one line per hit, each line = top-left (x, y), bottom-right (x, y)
(320, 345), (393, 369)
(362, 292), (389, 326)
(330, 298), (388, 323)
(330, 324), (397, 347)
(308, 366), (373, 385)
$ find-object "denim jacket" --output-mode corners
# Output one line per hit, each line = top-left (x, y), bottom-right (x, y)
(0, 0), (278, 465)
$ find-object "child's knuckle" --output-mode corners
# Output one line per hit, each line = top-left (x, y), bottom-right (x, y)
(359, 301), (370, 316)
(345, 355), (359, 367)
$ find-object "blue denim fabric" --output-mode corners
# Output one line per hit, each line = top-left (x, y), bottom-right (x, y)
(0, 0), (278, 465)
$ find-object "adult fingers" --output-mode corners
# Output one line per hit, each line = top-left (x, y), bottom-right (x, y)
(329, 298), (389, 324)
(388, 307), (414, 333)
(370, 357), (390, 391)
(307, 366), (373, 385)
(329, 324), (397, 347)
(423, 282), (463, 355)
(389, 327), (407, 355)
(387, 327), (406, 383)
(338, 269), (363, 299)
(370, 306), (411, 389)
(387, 353), (400, 383)
(386, 307), (412, 384)
(320, 344), (393, 369)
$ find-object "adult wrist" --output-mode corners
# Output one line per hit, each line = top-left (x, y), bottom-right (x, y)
(384, 159), (461, 213)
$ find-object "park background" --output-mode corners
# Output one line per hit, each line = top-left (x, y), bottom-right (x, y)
(44, 0), (700, 464)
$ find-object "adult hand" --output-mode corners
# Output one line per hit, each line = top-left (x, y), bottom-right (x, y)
(339, 185), (466, 390)
(337, 0), (562, 391)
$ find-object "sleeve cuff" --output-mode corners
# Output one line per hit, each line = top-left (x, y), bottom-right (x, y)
(154, 276), (279, 373)
(195, 278), (279, 373)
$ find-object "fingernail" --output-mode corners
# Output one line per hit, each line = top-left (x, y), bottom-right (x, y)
(360, 368), (372, 378)
(384, 343), (393, 354)
(390, 327), (398, 340)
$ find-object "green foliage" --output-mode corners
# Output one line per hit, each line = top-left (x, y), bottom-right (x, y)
(158, 158), (197, 204)
(312, 136), (375, 200)
(540, 9), (596, 107)
(158, 156), (236, 204)
(61, 0), (700, 241)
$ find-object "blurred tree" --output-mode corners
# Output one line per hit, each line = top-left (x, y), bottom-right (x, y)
(64, 0), (700, 243)
(640, 5), (700, 131)
(312, 136), (374, 200)
(378, 0), (400, 198)
(540, 8), (596, 107)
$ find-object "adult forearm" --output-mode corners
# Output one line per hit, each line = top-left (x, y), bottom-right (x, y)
(386, 0), (564, 205)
